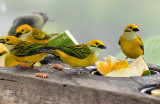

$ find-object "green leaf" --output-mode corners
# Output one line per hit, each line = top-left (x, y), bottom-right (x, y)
(143, 70), (151, 76)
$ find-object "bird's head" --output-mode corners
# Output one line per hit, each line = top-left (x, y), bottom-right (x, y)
(87, 40), (106, 49)
(87, 40), (106, 57)
(0, 36), (19, 45)
(15, 24), (32, 37)
(124, 24), (139, 32)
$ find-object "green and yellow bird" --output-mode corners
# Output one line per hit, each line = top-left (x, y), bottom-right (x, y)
(15, 24), (57, 44)
(0, 36), (106, 68)
(0, 36), (55, 67)
(49, 40), (106, 68)
(7, 24), (57, 67)
(119, 24), (144, 59)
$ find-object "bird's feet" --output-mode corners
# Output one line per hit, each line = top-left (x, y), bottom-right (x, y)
(125, 57), (128, 59)
(76, 67), (90, 74)
(15, 64), (30, 68)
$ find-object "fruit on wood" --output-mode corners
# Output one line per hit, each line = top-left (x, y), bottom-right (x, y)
(151, 89), (160, 95)
(130, 56), (148, 70)
(105, 66), (145, 77)
(130, 56), (150, 76)
(96, 56), (129, 76)
(110, 60), (129, 71)
(95, 61), (111, 75)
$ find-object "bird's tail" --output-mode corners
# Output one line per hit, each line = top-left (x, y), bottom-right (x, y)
(50, 33), (59, 36)
(36, 12), (48, 24)
(50, 50), (60, 56)
(37, 46), (60, 56)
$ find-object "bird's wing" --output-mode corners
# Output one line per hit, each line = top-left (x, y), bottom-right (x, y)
(118, 39), (120, 45)
(11, 41), (46, 57)
(137, 35), (144, 55)
(32, 28), (51, 40)
(60, 44), (92, 59)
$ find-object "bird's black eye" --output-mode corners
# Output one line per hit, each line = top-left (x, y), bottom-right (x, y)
(95, 43), (99, 45)
(129, 26), (132, 29)
(6, 39), (9, 41)
(21, 29), (24, 32)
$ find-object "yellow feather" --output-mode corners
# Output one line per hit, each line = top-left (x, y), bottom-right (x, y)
(26, 33), (50, 44)
(52, 39), (106, 68)
(119, 34), (143, 59)
(6, 24), (51, 67)
(0, 36), (49, 67)
(16, 24), (51, 44)
(10, 52), (48, 66)
(55, 50), (98, 68)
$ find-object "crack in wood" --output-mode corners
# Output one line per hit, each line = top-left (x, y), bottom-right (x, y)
(0, 78), (17, 82)
(129, 77), (144, 87)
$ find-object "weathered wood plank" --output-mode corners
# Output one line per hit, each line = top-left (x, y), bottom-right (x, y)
(0, 56), (159, 104)
(0, 72), (160, 104)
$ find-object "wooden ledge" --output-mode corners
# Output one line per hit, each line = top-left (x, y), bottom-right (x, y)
(0, 55), (160, 104)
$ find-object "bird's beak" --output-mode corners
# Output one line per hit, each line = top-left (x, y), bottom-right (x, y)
(133, 28), (139, 32)
(98, 45), (106, 49)
(15, 32), (22, 37)
(0, 39), (5, 43)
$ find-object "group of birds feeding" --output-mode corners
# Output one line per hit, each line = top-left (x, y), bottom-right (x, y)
(0, 12), (144, 68)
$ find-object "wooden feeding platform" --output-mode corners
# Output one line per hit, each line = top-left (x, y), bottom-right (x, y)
(0, 55), (160, 104)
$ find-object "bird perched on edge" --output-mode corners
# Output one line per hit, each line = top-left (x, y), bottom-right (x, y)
(8, 12), (48, 36)
(119, 24), (144, 59)
(0, 36), (56, 67)
(15, 24), (57, 44)
(44, 40), (106, 68)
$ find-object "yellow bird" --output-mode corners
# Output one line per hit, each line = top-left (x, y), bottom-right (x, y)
(1, 36), (106, 68)
(7, 13), (50, 67)
(7, 24), (57, 67)
(14, 24), (57, 66)
(5, 53), (42, 67)
(0, 36), (55, 67)
(119, 24), (144, 59)
(15, 24), (57, 44)
(50, 40), (106, 68)
(5, 53), (24, 67)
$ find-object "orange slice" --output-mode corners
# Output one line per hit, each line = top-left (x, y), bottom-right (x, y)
(0, 43), (8, 56)
(105, 55), (118, 67)
(130, 56), (148, 70)
(151, 89), (160, 96)
(95, 61), (111, 76)
(105, 66), (145, 77)
(110, 60), (129, 71)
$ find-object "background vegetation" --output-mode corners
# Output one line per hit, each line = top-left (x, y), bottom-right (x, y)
(0, 0), (160, 64)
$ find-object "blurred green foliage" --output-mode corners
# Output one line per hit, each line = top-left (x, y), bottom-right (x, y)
(1, 0), (160, 57)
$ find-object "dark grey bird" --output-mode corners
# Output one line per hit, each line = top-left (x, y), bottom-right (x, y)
(8, 12), (49, 36)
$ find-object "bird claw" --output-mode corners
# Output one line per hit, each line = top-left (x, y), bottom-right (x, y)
(77, 67), (89, 74)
